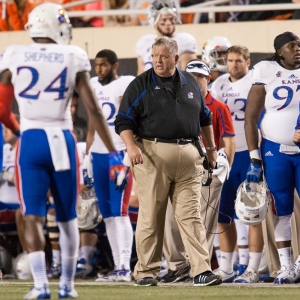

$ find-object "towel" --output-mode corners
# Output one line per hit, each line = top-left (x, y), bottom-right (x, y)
(44, 128), (70, 172)
(212, 148), (230, 183)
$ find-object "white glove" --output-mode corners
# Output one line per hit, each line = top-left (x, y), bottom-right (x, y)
(115, 152), (130, 191)
(212, 148), (230, 183)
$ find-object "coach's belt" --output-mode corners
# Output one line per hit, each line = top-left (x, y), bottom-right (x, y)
(142, 137), (195, 145)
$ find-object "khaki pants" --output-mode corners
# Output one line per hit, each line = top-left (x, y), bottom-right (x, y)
(133, 139), (211, 279)
(163, 175), (223, 271)
(262, 190), (300, 277)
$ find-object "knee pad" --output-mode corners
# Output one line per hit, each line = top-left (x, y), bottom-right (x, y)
(46, 213), (59, 242)
(274, 214), (292, 242)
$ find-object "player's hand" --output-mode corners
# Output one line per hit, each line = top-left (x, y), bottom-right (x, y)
(82, 154), (94, 189)
(212, 148), (230, 182)
(246, 159), (263, 183)
(109, 151), (128, 192)
(293, 129), (300, 147)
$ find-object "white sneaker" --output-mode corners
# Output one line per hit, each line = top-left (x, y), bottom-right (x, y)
(116, 268), (132, 282)
(24, 285), (51, 300)
(95, 269), (119, 282)
(293, 256), (300, 283)
(274, 265), (294, 284)
(234, 267), (259, 283)
(75, 258), (93, 279)
(212, 268), (235, 283)
(58, 285), (78, 298)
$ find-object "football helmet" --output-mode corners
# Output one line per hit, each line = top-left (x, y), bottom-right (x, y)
(77, 187), (102, 230)
(147, 0), (181, 27)
(202, 36), (232, 72)
(25, 3), (72, 45)
(235, 180), (269, 226)
(14, 252), (32, 280)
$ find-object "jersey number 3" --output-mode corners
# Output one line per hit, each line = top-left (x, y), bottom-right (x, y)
(17, 66), (69, 100)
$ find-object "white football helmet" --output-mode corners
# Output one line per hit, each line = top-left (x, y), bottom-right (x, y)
(77, 188), (102, 230)
(25, 3), (72, 45)
(202, 36), (232, 72)
(235, 180), (269, 226)
(147, 0), (181, 27)
(14, 252), (32, 280)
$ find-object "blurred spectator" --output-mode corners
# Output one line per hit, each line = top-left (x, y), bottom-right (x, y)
(103, 0), (130, 26)
(0, 0), (24, 31)
(130, 0), (180, 26)
(81, 0), (104, 27)
(233, 0), (294, 21)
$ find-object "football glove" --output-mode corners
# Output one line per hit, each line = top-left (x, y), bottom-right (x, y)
(82, 154), (94, 189)
(212, 148), (230, 183)
(246, 158), (263, 183)
(109, 151), (128, 192)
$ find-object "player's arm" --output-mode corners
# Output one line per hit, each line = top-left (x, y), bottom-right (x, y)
(137, 57), (145, 76)
(75, 71), (115, 152)
(179, 52), (197, 71)
(244, 84), (265, 155)
(0, 69), (19, 135)
(221, 136), (235, 166)
(85, 123), (95, 155)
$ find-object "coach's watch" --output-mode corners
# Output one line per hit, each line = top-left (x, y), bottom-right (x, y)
(206, 146), (217, 151)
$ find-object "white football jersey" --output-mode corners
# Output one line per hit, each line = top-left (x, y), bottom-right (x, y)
(90, 76), (135, 153)
(0, 144), (18, 204)
(251, 60), (300, 145)
(135, 32), (197, 71)
(0, 43), (91, 132)
(211, 72), (252, 151)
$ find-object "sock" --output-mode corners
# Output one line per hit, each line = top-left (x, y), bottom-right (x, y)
(219, 251), (234, 273)
(238, 248), (249, 266)
(278, 247), (292, 270)
(58, 219), (79, 290)
(52, 249), (61, 266)
(115, 216), (133, 270)
(233, 250), (239, 270)
(215, 249), (221, 267)
(28, 251), (49, 289)
(248, 252), (262, 272)
(104, 217), (119, 269)
(79, 246), (94, 265)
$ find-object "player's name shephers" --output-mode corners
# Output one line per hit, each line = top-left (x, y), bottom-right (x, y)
(24, 52), (64, 63)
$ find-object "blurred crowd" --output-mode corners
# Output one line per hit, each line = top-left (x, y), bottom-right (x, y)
(1, 0), (300, 31)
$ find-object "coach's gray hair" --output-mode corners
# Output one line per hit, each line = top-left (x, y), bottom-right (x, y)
(152, 36), (178, 56)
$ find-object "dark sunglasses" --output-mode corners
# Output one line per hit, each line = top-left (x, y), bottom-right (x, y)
(186, 63), (210, 74)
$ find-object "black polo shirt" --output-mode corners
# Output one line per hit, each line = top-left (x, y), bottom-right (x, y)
(115, 68), (212, 140)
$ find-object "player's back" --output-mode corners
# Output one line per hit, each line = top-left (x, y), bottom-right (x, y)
(0, 43), (90, 132)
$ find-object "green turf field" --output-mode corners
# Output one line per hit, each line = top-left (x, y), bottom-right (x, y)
(1, 281), (300, 300)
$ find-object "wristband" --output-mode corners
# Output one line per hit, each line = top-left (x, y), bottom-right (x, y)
(251, 158), (262, 165)
(206, 146), (217, 151)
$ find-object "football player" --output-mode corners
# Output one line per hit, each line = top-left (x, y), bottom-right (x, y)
(135, 0), (197, 75)
(201, 36), (232, 89)
(81, 49), (135, 283)
(211, 45), (264, 284)
(0, 3), (127, 299)
(245, 31), (300, 284)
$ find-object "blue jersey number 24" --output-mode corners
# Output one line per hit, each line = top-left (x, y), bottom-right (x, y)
(17, 66), (69, 100)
